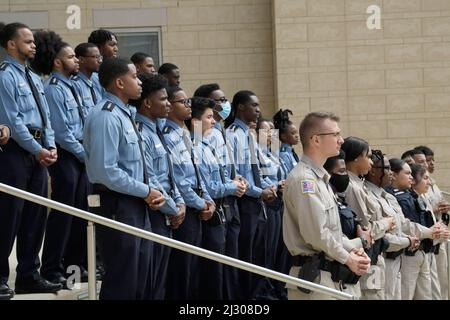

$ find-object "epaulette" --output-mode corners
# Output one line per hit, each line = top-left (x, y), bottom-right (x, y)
(228, 124), (238, 132)
(162, 126), (173, 134)
(0, 62), (8, 71)
(280, 145), (287, 152)
(49, 77), (59, 85)
(102, 101), (116, 112)
(394, 190), (405, 196)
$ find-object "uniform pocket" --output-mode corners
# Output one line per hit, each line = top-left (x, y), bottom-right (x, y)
(17, 86), (34, 112)
(325, 203), (340, 231)
(124, 129), (140, 161)
(153, 144), (166, 172)
(65, 97), (79, 124)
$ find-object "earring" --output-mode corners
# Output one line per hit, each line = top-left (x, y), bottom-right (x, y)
(354, 159), (358, 162)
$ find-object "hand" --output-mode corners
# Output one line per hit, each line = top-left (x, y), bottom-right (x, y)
(435, 201), (450, 215)
(233, 179), (246, 197)
(261, 186), (277, 202)
(170, 204), (186, 229)
(356, 224), (373, 249)
(237, 176), (250, 189)
(0, 125), (10, 145)
(345, 251), (371, 276)
(431, 224), (444, 240)
(278, 180), (286, 194)
(384, 216), (396, 232)
(199, 201), (215, 221)
(407, 236), (420, 251)
(35, 148), (55, 166)
(144, 188), (165, 210)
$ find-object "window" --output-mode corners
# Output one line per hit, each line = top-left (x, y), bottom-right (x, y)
(111, 28), (162, 69)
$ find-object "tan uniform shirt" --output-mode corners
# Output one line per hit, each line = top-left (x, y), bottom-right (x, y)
(364, 181), (410, 252)
(283, 154), (350, 265)
(427, 177), (444, 220)
(346, 172), (390, 240)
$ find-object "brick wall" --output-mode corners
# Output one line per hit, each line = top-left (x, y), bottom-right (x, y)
(273, 0), (450, 191)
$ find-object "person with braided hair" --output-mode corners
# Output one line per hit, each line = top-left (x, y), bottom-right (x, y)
(31, 30), (90, 288)
(273, 109), (300, 173)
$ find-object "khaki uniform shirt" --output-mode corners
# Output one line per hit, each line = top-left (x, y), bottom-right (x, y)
(283, 154), (350, 265)
(346, 172), (390, 240)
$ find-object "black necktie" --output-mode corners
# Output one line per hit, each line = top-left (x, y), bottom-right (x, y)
(210, 145), (226, 184)
(292, 148), (299, 162)
(90, 85), (97, 105)
(182, 131), (203, 192)
(220, 124), (237, 180)
(248, 132), (262, 188)
(156, 126), (176, 193)
(24, 67), (47, 128)
(61, 81), (85, 125)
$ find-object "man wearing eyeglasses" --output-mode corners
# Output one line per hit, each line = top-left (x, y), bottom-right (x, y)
(73, 43), (103, 113)
(283, 112), (371, 300)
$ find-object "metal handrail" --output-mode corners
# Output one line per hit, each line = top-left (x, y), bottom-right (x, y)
(0, 183), (354, 300)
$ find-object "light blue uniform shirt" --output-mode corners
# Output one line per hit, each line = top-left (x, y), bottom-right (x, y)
(83, 92), (149, 198)
(0, 55), (55, 154)
(72, 72), (100, 115)
(258, 146), (289, 186)
(194, 137), (237, 200)
(280, 143), (298, 173)
(135, 113), (184, 216)
(225, 118), (271, 198)
(208, 122), (234, 179)
(162, 119), (212, 210)
(91, 72), (105, 100)
(45, 71), (85, 162)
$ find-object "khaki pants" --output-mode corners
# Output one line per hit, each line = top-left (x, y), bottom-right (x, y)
(435, 245), (449, 300)
(360, 255), (385, 300)
(429, 252), (442, 300)
(287, 267), (357, 300)
(384, 256), (401, 300)
(401, 251), (431, 300)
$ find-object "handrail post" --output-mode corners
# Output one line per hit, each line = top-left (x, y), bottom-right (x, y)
(87, 221), (97, 300)
(447, 240), (450, 300)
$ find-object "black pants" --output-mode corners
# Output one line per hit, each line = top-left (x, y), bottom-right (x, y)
(146, 209), (172, 300)
(236, 195), (267, 300)
(41, 148), (89, 278)
(165, 207), (202, 300)
(0, 140), (48, 284)
(273, 201), (291, 300)
(90, 190), (152, 300)
(223, 196), (240, 300)
(198, 213), (226, 300)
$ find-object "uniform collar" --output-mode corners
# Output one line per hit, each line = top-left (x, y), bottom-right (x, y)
(348, 171), (364, 186)
(76, 71), (93, 86)
(5, 55), (27, 73)
(104, 92), (131, 117)
(214, 122), (223, 131)
(281, 143), (292, 152)
(165, 119), (185, 138)
(300, 154), (329, 182)
(364, 180), (383, 197)
(51, 71), (72, 86)
(135, 113), (157, 132)
(233, 118), (249, 132)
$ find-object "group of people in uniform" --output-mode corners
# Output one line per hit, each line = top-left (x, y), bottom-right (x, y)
(283, 113), (450, 300)
(0, 21), (448, 301)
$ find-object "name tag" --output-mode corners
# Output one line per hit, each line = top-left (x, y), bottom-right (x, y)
(127, 128), (134, 134)
(18, 83), (26, 88)
(155, 144), (162, 148)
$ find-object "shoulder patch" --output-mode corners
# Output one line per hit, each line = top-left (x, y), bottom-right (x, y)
(50, 77), (59, 85)
(102, 101), (116, 112)
(0, 62), (8, 71)
(301, 179), (316, 194)
(162, 126), (173, 134)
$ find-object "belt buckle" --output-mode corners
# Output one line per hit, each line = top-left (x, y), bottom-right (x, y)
(34, 129), (42, 139)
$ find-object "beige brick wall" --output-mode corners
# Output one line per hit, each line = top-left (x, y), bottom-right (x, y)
(1, 0), (274, 115)
(273, 0), (450, 191)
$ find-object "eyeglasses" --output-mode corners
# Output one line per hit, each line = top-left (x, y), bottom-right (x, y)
(171, 98), (192, 106)
(312, 132), (341, 138)
(214, 97), (228, 103)
(83, 55), (103, 60)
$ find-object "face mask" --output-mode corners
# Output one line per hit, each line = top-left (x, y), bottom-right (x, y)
(218, 101), (231, 120)
(330, 173), (350, 193)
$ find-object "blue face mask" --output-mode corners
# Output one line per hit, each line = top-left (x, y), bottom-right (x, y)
(218, 101), (232, 120)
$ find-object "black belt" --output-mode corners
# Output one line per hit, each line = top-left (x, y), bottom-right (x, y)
(385, 249), (404, 260)
(292, 255), (334, 273)
(92, 183), (111, 193)
(28, 128), (42, 139)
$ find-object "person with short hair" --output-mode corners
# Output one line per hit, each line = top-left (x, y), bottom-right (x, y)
(83, 57), (165, 300)
(283, 112), (371, 300)
(0, 22), (60, 298)
(158, 63), (180, 87)
(131, 52), (156, 75)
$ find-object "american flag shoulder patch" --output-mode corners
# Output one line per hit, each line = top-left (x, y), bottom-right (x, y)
(301, 180), (316, 194)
